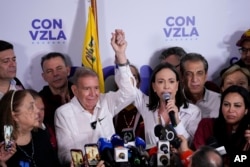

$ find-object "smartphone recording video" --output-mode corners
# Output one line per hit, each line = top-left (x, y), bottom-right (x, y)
(4, 125), (13, 151)
(70, 149), (85, 167)
(84, 144), (100, 167)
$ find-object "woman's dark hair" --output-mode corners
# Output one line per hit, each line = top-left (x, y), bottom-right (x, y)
(213, 85), (250, 153)
(147, 62), (188, 111)
(0, 90), (30, 140)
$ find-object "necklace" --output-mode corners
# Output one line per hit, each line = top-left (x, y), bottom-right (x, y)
(123, 113), (135, 128)
(158, 114), (162, 125)
(17, 138), (37, 167)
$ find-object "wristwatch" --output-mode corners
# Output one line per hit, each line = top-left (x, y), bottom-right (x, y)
(117, 59), (130, 66)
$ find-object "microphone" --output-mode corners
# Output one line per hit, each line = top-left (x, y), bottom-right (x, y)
(134, 137), (149, 165)
(159, 154), (169, 166)
(134, 137), (147, 151)
(111, 134), (125, 147)
(97, 138), (116, 167)
(165, 125), (181, 149)
(154, 124), (167, 140)
(154, 124), (170, 166)
(162, 92), (177, 127)
(126, 145), (141, 166)
(148, 146), (157, 167)
(111, 134), (129, 163)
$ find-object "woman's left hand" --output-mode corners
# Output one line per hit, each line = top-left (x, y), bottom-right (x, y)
(0, 141), (16, 162)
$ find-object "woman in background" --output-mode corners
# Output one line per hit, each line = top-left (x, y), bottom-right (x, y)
(27, 89), (57, 151)
(193, 85), (250, 166)
(220, 64), (250, 92)
(0, 90), (60, 167)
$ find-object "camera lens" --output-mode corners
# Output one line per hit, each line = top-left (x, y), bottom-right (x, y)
(166, 131), (175, 141)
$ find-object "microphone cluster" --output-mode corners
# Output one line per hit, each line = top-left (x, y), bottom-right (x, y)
(95, 123), (182, 167)
(96, 134), (164, 167)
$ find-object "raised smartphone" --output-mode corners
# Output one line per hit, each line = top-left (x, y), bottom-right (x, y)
(4, 125), (13, 151)
(84, 144), (100, 167)
(70, 149), (85, 167)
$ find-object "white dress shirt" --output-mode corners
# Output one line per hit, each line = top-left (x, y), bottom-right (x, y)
(186, 88), (221, 118)
(0, 79), (23, 99)
(55, 66), (136, 165)
(133, 88), (201, 145)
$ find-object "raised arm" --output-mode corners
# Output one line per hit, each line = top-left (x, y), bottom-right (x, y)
(111, 29), (128, 65)
(106, 29), (136, 115)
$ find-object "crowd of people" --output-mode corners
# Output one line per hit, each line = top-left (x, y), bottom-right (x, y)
(0, 28), (250, 167)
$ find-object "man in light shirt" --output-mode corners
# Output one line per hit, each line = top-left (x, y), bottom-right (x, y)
(55, 29), (136, 166)
(0, 40), (24, 99)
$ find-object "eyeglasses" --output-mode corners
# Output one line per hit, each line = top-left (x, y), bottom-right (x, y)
(238, 47), (250, 54)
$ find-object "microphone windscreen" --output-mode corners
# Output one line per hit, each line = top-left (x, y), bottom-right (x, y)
(162, 92), (171, 101)
(97, 138), (116, 166)
(135, 137), (146, 149)
(97, 137), (113, 152)
(111, 134), (124, 147)
(148, 146), (158, 167)
(148, 146), (157, 156)
(154, 124), (165, 138)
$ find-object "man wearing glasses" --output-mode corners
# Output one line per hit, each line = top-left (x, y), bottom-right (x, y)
(221, 29), (250, 76)
(235, 29), (250, 70)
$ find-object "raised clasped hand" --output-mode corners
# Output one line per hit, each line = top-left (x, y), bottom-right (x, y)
(111, 29), (127, 60)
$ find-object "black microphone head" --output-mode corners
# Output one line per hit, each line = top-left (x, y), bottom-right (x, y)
(154, 124), (163, 138)
(162, 92), (171, 101)
(154, 124), (166, 140)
